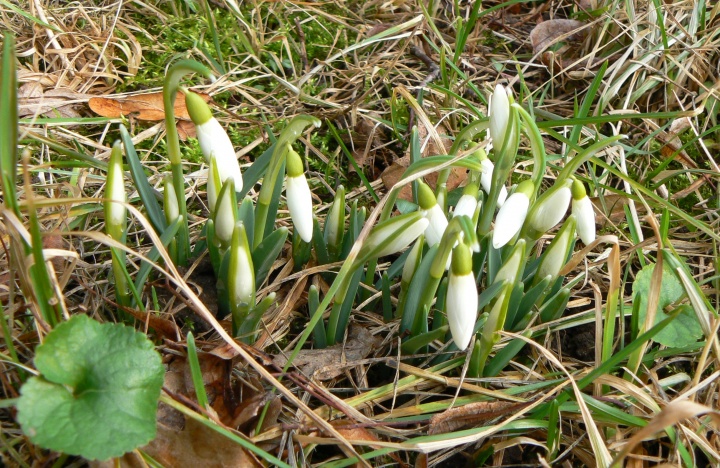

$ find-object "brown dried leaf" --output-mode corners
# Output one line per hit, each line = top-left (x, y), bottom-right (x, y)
(176, 119), (198, 141)
(146, 418), (263, 467)
(380, 158), (467, 202)
(273, 326), (381, 380)
(18, 82), (86, 119)
(530, 19), (587, 55)
(88, 91), (210, 121)
(428, 401), (531, 435)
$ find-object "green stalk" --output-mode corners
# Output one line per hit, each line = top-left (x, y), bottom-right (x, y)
(163, 60), (212, 265)
(0, 33), (19, 216)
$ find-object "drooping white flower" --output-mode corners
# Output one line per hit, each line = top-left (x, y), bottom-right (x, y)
(228, 221), (255, 307)
(418, 182), (448, 247)
(213, 178), (237, 246)
(453, 184), (479, 219)
(489, 84), (510, 149)
(446, 243), (478, 350)
(362, 212), (429, 260)
(492, 180), (533, 249)
(186, 91), (243, 192)
(571, 180), (596, 245)
(537, 216), (576, 282)
(480, 158), (508, 207)
(526, 179), (572, 236)
(285, 147), (313, 243)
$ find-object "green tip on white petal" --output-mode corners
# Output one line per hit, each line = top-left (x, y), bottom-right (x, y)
(286, 145), (305, 178)
(185, 91), (213, 125)
(462, 183), (479, 196)
(571, 179), (587, 200)
(451, 243), (473, 276)
(417, 181), (437, 210)
(516, 179), (535, 197)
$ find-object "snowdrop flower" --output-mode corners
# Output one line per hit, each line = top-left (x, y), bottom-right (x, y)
(361, 212), (429, 260)
(228, 222), (255, 307)
(489, 84), (510, 149)
(105, 142), (126, 232)
(163, 174), (179, 224)
(324, 185), (345, 250)
(526, 178), (572, 236)
(186, 90), (244, 192)
(213, 178), (237, 247)
(453, 184), (479, 219)
(480, 158), (508, 207)
(206, 155), (221, 213)
(285, 147), (313, 243)
(537, 216), (576, 282)
(571, 180), (596, 245)
(446, 242), (478, 350)
(492, 180), (533, 249)
(418, 182), (448, 247)
(401, 238), (424, 287)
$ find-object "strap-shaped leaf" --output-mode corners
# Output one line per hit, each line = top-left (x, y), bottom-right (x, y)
(252, 227), (288, 290)
(120, 124), (167, 234)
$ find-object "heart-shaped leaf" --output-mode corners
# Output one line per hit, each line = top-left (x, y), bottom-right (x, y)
(17, 315), (164, 460)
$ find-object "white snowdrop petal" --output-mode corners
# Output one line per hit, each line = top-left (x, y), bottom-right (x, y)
(453, 194), (478, 219)
(375, 218), (429, 258)
(447, 273), (478, 350)
(492, 192), (530, 249)
(196, 118), (244, 192)
(531, 186), (571, 233)
(286, 175), (314, 243)
(423, 204), (449, 247)
(573, 196), (596, 244)
(490, 84), (510, 147)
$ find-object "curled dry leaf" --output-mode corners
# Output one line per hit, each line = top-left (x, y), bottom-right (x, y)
(529, 19), (588, 71)
(18, 82), (86, 119)
(273, 326), (381, 380)
(428, 401), (532, 435)
(88, 91), (211, 121)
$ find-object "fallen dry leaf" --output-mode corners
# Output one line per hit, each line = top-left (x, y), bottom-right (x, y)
(428, 401), (532, 435)
(529, 19), (588, 71)
(18, 82), (85, 119)
(88, 91), (210, 121)
(273, 326), (381, 380)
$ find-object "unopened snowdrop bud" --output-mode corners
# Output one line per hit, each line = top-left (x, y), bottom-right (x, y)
(206, 155), (221, 213)
(285, 147), (313, 243)
(447, 243), (478, 350)
(571, 180), (596, 245)
(401, 237), (423, 287)
(479, 154), (508, 207)
(105, 142), (126, 235)
(492, 180), (533, 249)
(228, 222), (255, 307)
(418, 182), (448, 247)
(526, 178), (572, 236)
(453, 184), (479, 219)
(186, 90), (243, 192)
(324, 185), (345, 249)
(536, 216), (576, 282)
(361, 212), (429, 260)
(213, 178), (237, 247)
(163, 174), (179, 224)
(490, 84), (510, 148)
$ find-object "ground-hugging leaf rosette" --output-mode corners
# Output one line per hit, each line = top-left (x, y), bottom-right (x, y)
(17, 315), (164, 461)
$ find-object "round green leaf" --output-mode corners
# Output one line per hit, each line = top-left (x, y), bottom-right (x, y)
(633, 263), (703, 348)
(17, 315), (164, 460)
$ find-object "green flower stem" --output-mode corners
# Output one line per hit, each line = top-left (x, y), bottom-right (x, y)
(254, 117), (320, 248)
(513, 104), (547, 191)
(478, 107), (519, 235)
(163, 60), (212, 266)
(1, 33), (19, 217)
